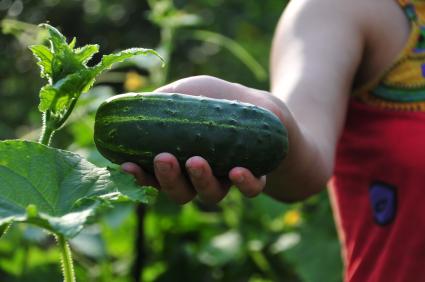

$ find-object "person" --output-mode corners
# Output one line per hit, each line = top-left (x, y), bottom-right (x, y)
(122, 0), (425, 281)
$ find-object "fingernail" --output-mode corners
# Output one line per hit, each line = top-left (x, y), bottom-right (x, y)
(121, 163), (131, 171)
(236, 175), (244, 183)
(155, 161), (171, 173)
(189, 167), (202, 178)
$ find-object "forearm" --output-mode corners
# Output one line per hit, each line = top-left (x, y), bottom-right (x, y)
(263, 95), (331, 202)
(242, 91), (331, 202)
(261, 0), (365, 202)
(208, 82), (330, 202)
(170, 78), (330, 202)
(219, 83), (332, 201)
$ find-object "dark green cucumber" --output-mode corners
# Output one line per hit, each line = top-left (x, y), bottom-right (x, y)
(94, 92), (288, 176)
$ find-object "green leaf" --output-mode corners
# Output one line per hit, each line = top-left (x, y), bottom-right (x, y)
(31, 23), (163, 121)
(199, 230), (243, 266)
(69, 227), (106, 260)
(38, 69), (96, 114)
(147, 0), (201, 29)
(1, 19), (49, 46)
(69, 37), (76, 49)
(282, 193), (343, 282)
(0, 140), (157, 238)
(74, 44), (99, 65)
(39, 23), (70, 54)
(0, 223), (10, 238)
(29, 44), (54, 79)
(38, 85), (57, 112)
(94, 48), (164, 75)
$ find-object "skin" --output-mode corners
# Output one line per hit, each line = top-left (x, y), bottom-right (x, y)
(123, 0), (410, 204)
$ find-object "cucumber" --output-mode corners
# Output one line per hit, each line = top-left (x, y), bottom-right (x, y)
(94, 92), (288, 176)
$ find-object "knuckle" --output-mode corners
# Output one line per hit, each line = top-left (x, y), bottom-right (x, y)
(156, 172), (180, 189)
(200, 196), (220, 205)
(158, 182), (172, 192)
(244, 192), (257, 198)
(243, 186), (261, 198)
(193, 177), (208, 188)
(193, 181), (225, 204)
(199, 191), (225, 205)
(176, 194), (195, 205)
(194, 75), (216, 82)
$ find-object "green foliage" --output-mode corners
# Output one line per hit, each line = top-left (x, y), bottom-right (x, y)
(30, 24), (162, 120)
(184, 30), (267, 80)
(1, 21), (163, 281)
(284, 194), (343, 282)
(148, 0), (200, 27)
(0, 1), (342, 281)
(0, 140), (156, 238)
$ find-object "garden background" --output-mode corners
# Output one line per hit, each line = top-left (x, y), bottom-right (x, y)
(0, 0), (343, 281)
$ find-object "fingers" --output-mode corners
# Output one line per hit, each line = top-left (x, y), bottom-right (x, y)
(153, 153), (196, 204)
(155, 75), (247, 101)
(185, 156), (265, 202)
(123, 155), (266, 204)
(121, 162), (158, 187)
(229, 167), (266, 197)
(186, 156), (231, 204)
(155, 75), (220, 96)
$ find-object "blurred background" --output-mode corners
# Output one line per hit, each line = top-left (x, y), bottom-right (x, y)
(0, 0), (342, 281)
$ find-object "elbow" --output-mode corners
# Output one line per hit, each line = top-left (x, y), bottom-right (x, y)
(280, 142), (335, 203)
(285, 161), (333, 203)
(271, 182), (328, 204)
(265, 163), (332, 204)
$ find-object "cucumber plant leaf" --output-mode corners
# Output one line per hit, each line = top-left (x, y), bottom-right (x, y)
(0, 140), (157, 238)
(38, 69), (96, 114)
(29, 24), (163, 117)
(74, 44), (99, 64)
(28, 44), (54, 79)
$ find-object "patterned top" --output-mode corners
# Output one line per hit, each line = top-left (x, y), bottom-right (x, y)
(354, 0), (425, 111)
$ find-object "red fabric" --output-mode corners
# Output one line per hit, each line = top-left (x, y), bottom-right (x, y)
(329, 99), (425, 282)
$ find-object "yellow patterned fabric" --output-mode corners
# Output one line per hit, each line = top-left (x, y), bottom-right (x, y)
(354, 0), (425, 111)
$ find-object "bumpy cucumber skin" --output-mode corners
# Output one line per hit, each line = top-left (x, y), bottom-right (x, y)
(94, 92), (288, 176)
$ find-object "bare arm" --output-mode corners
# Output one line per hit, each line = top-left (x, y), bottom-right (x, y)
(123, 0), (366, 204)
(263, 0), (365, 201)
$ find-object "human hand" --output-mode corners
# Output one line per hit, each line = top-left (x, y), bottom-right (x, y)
(122, 75), (272, 204)
(122, 154), (266, 204)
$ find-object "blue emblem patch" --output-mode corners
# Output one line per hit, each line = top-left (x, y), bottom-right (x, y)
(369, 182), (397, 226)
(421, 63), (425, 78)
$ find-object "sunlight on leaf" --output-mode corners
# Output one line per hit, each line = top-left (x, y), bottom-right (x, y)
(29, 24), (163, 119)
(270, 232), (300, 254)
(1, 19), (48, 46)
(147, 0), (201, 29)
(74, 44), (99, 65)
(0, 140), (157, 238)
(0, 223), (11, 238)
(95, 48), (164, 74)
(28, 44), (53, 79)
(68, 37), (77, 49)
(199, 230), (242, 266)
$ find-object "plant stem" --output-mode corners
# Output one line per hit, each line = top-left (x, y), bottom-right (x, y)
(56, 98), (78, 130)
(39, 125), (55, 146)
(56, 234), (76, 282)
(21, 243), (30, 275)
(156, 27), (174, 85)
(132, 204), (146, 282)
(39, 111), (55, 146)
